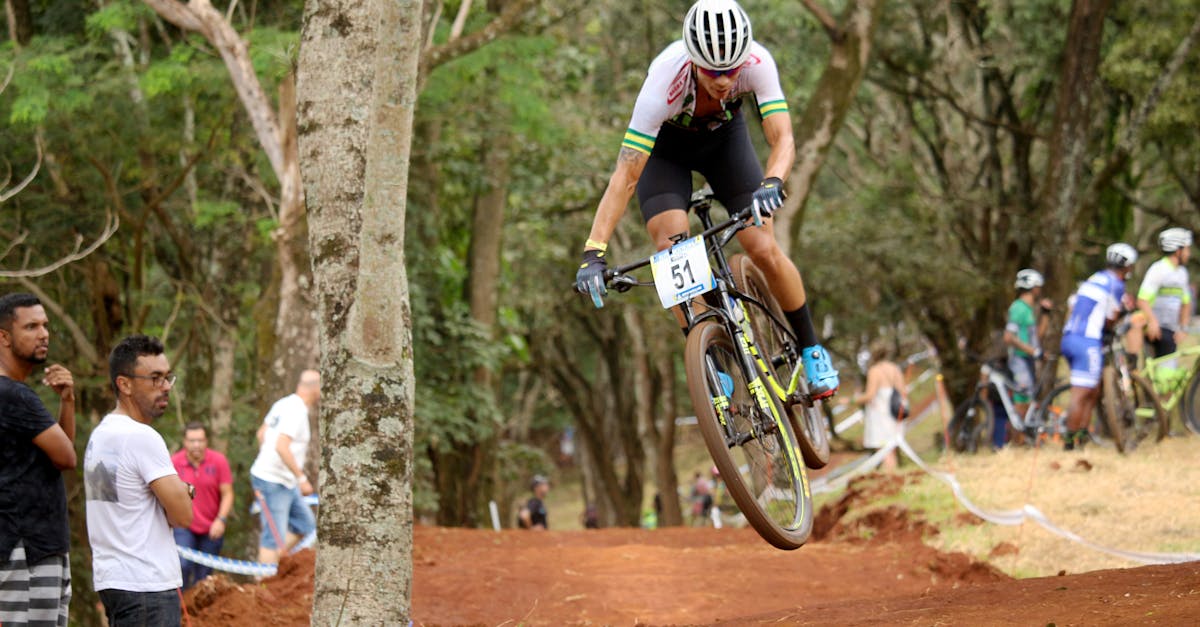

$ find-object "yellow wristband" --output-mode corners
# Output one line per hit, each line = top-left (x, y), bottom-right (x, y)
(585, 238), (608, 252)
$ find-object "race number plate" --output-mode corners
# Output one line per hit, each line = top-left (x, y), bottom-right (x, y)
(650, 235), (715, 309)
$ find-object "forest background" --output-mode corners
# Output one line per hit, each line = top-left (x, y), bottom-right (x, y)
(3, 0), (1199, 623)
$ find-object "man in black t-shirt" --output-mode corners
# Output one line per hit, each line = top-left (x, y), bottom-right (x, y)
(517, 475), (550, 530)
(0, 293), (77, 626)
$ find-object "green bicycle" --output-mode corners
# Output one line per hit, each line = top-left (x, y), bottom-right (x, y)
(1144, 343), (1200, 435)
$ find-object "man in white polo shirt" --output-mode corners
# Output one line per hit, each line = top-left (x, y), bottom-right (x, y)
(250, 369), (321, 564)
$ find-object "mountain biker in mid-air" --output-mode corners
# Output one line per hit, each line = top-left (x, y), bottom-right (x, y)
(1126, 227), (1192, 370)
(572, 0), (839, 398)
(1059, 243), (1138, 451)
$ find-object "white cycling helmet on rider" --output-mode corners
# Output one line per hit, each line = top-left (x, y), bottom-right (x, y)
(1159, 227), (1193, 253)
(683, 0), (753, 71)
(1014, 268), (1044, 290)
(1106, 242), (1138, 268)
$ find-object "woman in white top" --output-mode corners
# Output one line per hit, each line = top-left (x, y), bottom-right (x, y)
(846, 340), (907, 471)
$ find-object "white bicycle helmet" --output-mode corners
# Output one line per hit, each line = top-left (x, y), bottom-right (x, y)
(1106, 242), (1138, 268)
(1014, 268), (1044, 290)
(683, 0), (753, 71)
(1159, 227), (1193, 253)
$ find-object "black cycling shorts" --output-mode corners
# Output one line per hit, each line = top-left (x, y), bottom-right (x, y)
(1149, 330), (1178, 358)
(636, 111), (764, 223)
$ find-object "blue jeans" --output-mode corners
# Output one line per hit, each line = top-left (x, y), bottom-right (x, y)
(98, 588), (180, 627)
(173, 527), (223, 590)
(251, 475), (316, 550)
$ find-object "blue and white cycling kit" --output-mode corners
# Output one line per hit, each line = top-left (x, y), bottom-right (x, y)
(1060, 269), (1126, 388)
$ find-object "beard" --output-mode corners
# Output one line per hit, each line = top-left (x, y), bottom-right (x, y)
(18, 346), (48, 365)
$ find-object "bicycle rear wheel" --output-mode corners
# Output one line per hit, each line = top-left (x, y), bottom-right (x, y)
(729, 254), (831, 469)
(684, 319), (813, 550)
(947, 393), (994, 454)
(1031, 383), (1073, 447)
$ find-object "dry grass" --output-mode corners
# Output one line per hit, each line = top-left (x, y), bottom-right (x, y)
(898, 434), (1200, 578)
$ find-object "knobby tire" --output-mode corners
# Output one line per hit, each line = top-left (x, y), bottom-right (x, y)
(684, 319), (813, 550)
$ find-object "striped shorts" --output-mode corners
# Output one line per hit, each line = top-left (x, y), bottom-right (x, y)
(0, 541), (70, 627)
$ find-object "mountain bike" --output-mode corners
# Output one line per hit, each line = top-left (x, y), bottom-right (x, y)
(590, 189), (831, 550)
(1097, 327), (1168, 452)
(947, 355), (1067, 453)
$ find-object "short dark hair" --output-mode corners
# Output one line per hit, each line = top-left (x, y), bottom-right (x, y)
(109, 335), (165, 397)
(183, 421), (207, 437)
(0, 293), (42, 332)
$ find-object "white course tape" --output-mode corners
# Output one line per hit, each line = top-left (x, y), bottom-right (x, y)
(891, 432), (1200, 564)
(815, 387), (1199, 564)
(177, 530), (318, 577)
(249, 494), (320, 515)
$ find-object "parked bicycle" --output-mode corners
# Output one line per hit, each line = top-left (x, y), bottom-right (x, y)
(1139, 343), (1200, 435)
(1094, 325), (1168, 452)
(947, 355), (1065, 453)
(591, 189), (831, 550)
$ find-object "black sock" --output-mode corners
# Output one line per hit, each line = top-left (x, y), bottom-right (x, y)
(784, 304), (820, 348)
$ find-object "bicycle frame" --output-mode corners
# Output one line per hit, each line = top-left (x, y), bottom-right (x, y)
(602, 192), (808, 466)
(1139, 344), (1200, 412)
(976, 360), (1055, 434)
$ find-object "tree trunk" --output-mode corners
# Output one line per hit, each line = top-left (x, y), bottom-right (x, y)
(1038, 0), (1114, 305)
(208, 321), (236, 449)
(5, 0), (31, 46)
(653, 347), (683, 527)
(298, 0), (420, 622)
(778, 0), (887, 255)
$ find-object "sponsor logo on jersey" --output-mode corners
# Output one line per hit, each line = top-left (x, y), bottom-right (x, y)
(667, 63), (690, 105)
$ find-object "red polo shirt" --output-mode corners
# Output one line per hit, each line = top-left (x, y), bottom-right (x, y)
(171, 448), (232, 535)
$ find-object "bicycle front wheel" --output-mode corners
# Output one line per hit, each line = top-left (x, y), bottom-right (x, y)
(1108, 372), (1167, 452)
(729, 254), (831, 469)
(947, 393), (994, 454)
(1099, 367), (1127, 452)
(684, 319), (813, 550)
(1180, 370), (1200, 435)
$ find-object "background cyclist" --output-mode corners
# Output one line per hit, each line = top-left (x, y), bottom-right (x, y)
(1000, 269), (1053, 446)
(1059, 243), (1138, 451)
(1127, 227), (1192, 370)
(572, 0), (838, 398)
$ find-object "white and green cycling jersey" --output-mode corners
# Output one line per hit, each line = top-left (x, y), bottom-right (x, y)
(621, 40), (788, 155)
(1137, 256), (1191, 331)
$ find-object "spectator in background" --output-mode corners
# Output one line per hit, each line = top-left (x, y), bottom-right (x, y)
(844, 339), (906, 470)
(1002, 269), (1053, 447)
(85, 335), (193, 626)
(582, 503), (601, 529)
(250, 370), (321, 564)
(0, 293), (76, 627)
(171, 422), (233, 590)
(517, 475), (550, 530)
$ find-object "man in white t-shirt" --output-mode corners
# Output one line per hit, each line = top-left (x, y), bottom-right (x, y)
(84, 335), (194, 626)
(250, 369), (321, 564)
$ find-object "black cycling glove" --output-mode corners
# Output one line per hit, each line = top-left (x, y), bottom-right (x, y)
(751, 176), (786, 224)
(575, 249), (608, 308)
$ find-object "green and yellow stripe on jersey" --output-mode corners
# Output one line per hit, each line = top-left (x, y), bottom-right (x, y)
(622, 129), (656, 155)
(758, 99), (788, 119)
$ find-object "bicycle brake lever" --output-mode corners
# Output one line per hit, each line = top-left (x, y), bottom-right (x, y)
(612, 275), (638, 293)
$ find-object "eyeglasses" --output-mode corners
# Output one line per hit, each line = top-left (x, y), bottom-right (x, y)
(123, 373), (177, 388)
(697, 65), (742, 78)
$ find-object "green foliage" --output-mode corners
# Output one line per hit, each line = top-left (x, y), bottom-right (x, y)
(83, 0), (152, 40)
